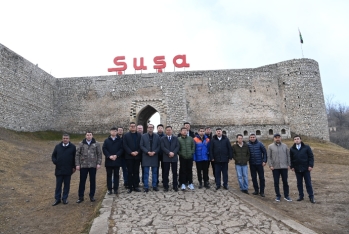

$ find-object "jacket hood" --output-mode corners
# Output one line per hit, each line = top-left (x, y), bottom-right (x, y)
(292, 141), (305, 149)
(82, 138), (96, 144)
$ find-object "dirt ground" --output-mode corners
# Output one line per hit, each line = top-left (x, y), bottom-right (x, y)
(0, 128), (348, 234)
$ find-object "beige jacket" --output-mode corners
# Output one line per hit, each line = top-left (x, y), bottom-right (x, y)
(267, 142), (290, 169)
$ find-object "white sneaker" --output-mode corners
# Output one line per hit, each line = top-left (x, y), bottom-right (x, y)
(181, 184), (186, 190)
(188, 183), (195, 190)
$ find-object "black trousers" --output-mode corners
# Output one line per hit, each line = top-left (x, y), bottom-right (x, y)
(126, 159), (141, 189)
(162, 161), (178, 189)
(295, 170), (314, 198)
(209, 161), (215, 178)
(78, 168), (96, 198)
(55, 175), (71, 200)
(196, 161), (209, 184)
(214, 162), (228, 187)
(179, 157), (193, 185)
(272, 169), (289, 197)
(250, 164), (265, 193)
(106, 166), (120, 191)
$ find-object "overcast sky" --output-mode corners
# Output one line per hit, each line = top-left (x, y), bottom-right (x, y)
(1, 0), (348, 107)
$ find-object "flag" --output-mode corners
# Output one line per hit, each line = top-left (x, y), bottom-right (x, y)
(299, 29), (303, 44)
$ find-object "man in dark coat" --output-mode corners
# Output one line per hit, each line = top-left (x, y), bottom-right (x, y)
(247, 133), (267, 197)
(51, 134), (76, 206)
(290, 135), (315, 203)
(123, 122), (142, 193)
(160, 126), (180, 192)
(103, 127), (124, 195)
(117, 127), (128, 188)
(140, 124), (161, 192)
(210, 128), (233, 190)
(156, 124), (165, 186)
(177, 122), (195, 138)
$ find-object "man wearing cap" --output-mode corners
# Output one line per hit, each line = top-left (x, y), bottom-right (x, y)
(268, 133), (291, 202)
(247, 133), (267, 197)
(290, 135), (315, 203)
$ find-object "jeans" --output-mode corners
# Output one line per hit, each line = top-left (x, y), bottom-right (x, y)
(272, 169), (289, 198)
(179, 157), (193, 185)
(295, 170), (314, 198)
(126, 159), (141, 189)
(162, 162), (178, 189)
(120, 157), (128, 185)
(235, 165), (249, 190)
(106, 166), (120, 191)
(214, 162), (228, 187)
(249, 164), (265, 193)
(78, 168), (97, 198)
(143, 167), (158, 188)
(55, 175), (71, 200)
(196, 161), (209, 184)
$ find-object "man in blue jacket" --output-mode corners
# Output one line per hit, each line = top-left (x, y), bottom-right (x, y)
(102, 127), (124, 195)
(51, 134), (76, 206)
(193, 128), (210, 189)
(247, 133), (267, 197)
(290, 135), (315, 203)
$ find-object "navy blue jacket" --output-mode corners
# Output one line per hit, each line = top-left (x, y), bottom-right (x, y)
(290, 142), (314, 172)
(209, 135), (233, 162)
(247, 140), (267, 165)
(52, 142), (76, 176)
(123, 132), (142, 160)
(103, 136), (124, 167)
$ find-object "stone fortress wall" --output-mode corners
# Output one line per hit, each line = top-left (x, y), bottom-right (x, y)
(0, 43), (329, 140)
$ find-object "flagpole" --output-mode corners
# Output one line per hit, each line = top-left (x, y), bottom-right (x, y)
(300, 43), (304, 58)
(298, 27), (304, 58)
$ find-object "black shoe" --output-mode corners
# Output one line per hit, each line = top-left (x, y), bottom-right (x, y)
(153, 187), (159, 191)
(260, 193), (265, 197)
(134, 188), (141, 192)
(107, 190), (112, 195)
(144, 188), (149, 193)
(199, 183), (203, 189)
(216, 186), (221, 190)
(223, 185), (228, 190)
(62, 199), (68, 205)
(204, 184), (211, 189)
(52, 200), (61, 206)
(90, 197), (96, 202)
(310, 197), (316, 203)
(114, 190), (118, 194)
(297, 197), (304, 201)
(252, 191), (259, 195)
(124, 184), (129, 189)
(242, 190), (249, 194)
(76, 197), (84, 203)
(127, 189), (132, 194)
(173, 187), (178, 192)
(164, 188), (169, 192)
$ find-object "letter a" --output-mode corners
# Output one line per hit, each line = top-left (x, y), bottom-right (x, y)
(173, 55), (190, 68)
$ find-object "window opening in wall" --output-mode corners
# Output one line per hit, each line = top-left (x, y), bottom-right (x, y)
(269, 129), (273, 135)
(281, 129), (286, 134)
(256, 130), (261, 135)
(243, 130), (248, 136)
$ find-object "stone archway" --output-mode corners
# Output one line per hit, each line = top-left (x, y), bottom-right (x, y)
(136, 105), (158, 133)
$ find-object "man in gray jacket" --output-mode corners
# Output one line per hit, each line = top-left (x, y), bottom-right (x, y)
(267, 133), (291, 202)
(140, 124), (161, 192)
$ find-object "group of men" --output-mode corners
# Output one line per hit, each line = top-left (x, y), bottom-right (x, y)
(51, 122), (316, 206)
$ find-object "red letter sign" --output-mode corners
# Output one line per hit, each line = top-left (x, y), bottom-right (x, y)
(153, 56), (166, 72)
(173, 54), (190, 68)
(108, 56), (127, 74)
(133, 57), (147, 70)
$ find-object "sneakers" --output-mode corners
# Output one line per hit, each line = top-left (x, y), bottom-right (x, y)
(188, 184), (195, 190)
(275, 196), (281, 202)
(284, 196), (292, 202)
(181, 184), (186, 190)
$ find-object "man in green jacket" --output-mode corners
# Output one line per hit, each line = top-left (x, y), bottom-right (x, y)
(232, 134), (250, 194)
(178, 127), (195, 190)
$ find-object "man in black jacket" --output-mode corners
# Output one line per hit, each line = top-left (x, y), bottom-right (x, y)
(103, 127), (124, 195)
(51, 134), (76, 206)
(210, 128), (233, 190)
(290, 135), (315, 203)
(156, 124), (165, 186)
(177, 122), (195, 138)
(123, 122), (142, 193)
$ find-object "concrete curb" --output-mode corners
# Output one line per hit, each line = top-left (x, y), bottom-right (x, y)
(229, 188), (317, 234)
(89, 193), (114, 234)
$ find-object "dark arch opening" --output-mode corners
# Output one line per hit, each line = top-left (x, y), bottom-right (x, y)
(256, 130), (261, 135)
(269, 129), (273, 135)
(281, 129), (286, 134)
(137, 105), (158, 133)
(243, 130), (248, 136)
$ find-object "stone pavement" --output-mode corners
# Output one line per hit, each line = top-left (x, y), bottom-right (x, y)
(90, 166), (317, 234)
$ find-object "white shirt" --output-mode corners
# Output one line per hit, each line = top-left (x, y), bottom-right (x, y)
(296, 144), (301, 150)
(62, 143), (69, 147)
(86, 140), (91, 145)
(218, 136), (222, 141)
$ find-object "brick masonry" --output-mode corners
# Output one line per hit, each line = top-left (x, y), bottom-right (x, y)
(0, 43), (329, 140)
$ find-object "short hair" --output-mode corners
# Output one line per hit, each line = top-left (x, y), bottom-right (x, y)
(236, 134), (243, 138)
(216, 127), (222, 131)
(110, 126), (117, 130)
(249, 133), (256, 136)
(293, 134), (302, 139)
(137, 124), (143, 128)
(165, 126), (172, 129)
(222, 130), (227, 134)
(157, 124), (164, 128)
(184, 122), (190, 125)
(62, 133), (70, 138)
(181, 127), (188, 131)
(130, 122), (136, 125)
(198, 127), (205, 131)
(86, 130), (93, 134)
(117, 127), (123, 131)
(148, 124), (154, 128)
(204, 127), (211, 130)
